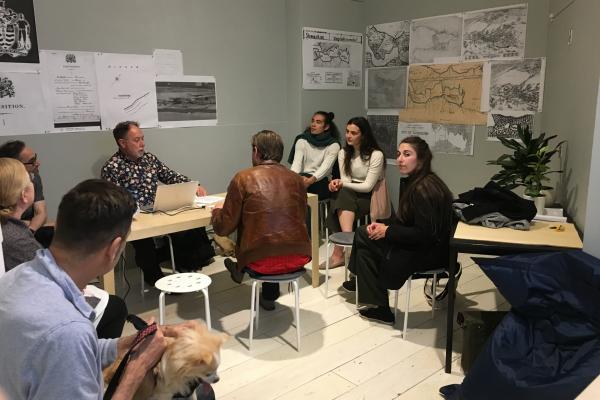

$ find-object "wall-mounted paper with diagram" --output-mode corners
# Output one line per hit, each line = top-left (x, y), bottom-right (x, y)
(367, 67), (407, 109)
(409, 14), (463, 64)
(152, 49), (183, 76)
(302, 27), (363, 90)
(489, 58), (545, 113)
(156, 75), (217, 127)
(487, 112), (534, 141)
(463, 4), (527, 61)
(40, 50), (101, 133)
(95, 53), (158, 129)
(398, 121), (474, 156)
(365, 21), (409, 67)
(367, 112), (399, 164)
(0, 69), (48, 135)
(399, 62), (487, 125)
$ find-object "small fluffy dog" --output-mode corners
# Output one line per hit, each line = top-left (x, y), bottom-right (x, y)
(105, 321), (227, 400)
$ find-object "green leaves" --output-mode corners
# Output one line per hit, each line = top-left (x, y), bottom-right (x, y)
(488, 125), (564, 198)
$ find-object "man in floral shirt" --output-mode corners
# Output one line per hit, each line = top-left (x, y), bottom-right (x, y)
(101, 121), (214, 285)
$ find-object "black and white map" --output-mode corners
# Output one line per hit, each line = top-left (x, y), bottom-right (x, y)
(365, 21), (410, 68)
(463, 4), (527, 61)
(489, 58), (545, 112)
(367, 113), (399, 162)
(366, 67), (407, 109)
(409, 14), (462, 64)
(398, 122), (474, 156)
(0, 0), (39, 64)
(303, 27), (363, 90)
(487, 112), (534, 141)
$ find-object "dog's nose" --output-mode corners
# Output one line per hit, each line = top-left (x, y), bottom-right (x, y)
(212, 376), (220, 383)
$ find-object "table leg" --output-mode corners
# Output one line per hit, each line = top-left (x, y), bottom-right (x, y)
(202, 287), (212, 330)
(445, 246), (458, 373)
(307, 196), (319, 287)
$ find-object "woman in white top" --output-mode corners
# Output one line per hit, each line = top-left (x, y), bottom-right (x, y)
(326, 117), (384, 267)
(288, 111), (341, 199)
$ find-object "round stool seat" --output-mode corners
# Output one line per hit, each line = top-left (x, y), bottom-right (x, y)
(329, 232), (355, 246)
(245, 268), (306, 281)
(155, 273), (212, 293)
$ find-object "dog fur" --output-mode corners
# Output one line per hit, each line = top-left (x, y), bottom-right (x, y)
(104, 321), (227, 400)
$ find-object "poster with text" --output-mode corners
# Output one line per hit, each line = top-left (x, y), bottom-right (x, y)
(303, 27), (363, 90)
(40, 50), (101, 132)
(95, 53), (158, 130)
(0, 69), (48, 135)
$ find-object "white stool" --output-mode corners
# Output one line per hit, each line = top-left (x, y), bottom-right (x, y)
(155, 273), (212, 330)
(247, 268), (305, 351)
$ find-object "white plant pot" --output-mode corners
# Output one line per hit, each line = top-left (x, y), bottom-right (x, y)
(523, 194), (546, 215)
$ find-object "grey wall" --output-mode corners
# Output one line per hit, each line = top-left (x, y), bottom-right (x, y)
(7, 0), (289, 218)
(584, 80), (600, 257)
(285, 0), (366, 144)
(364, 0), (550, 204)
(543, 0), (600, 230)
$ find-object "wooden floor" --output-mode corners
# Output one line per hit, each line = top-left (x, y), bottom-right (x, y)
(118, 246), (508, 400)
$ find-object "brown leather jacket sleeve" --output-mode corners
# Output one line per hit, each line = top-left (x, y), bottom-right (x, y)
(211, 174), (244, 236)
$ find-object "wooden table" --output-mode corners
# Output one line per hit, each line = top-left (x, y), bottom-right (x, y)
(444, 220), (583, 373)
(101, 193), (319, 294)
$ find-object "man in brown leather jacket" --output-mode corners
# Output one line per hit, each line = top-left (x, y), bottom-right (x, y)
(211, 130), (311, 310)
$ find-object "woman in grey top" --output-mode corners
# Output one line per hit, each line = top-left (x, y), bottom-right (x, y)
(0, 158), (127, 339)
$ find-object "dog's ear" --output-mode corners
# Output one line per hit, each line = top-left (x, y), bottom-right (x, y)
(219, 332), (229, 345)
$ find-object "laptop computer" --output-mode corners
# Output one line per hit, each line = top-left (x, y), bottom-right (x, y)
(141, 181), (198, 212)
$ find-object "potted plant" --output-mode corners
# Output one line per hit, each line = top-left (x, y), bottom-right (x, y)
(487, 125), (564, 215)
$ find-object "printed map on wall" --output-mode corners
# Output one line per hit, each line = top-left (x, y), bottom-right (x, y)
(302, 27), (363, 90)
(487, 112), (534, 141)
(95, 53), (158, 130)
(489, 58), (545, 112)
(462, 4), (527, 61)
(398, 122), (474, 156)
(367, 113), (399, 163)
(365, 21), (410, 67)
(399, 62), (487, 125)
(409, 14), (463, 64)
(366, 66), (407, 109)
(0, 0), (39, 64)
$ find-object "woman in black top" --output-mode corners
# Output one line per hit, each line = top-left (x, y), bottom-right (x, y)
(343, 136), (454, 324)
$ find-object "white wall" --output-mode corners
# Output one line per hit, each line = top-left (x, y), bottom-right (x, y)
(584, 80), (600, 257)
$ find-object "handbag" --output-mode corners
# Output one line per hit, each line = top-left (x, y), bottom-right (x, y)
(370, 177), (391, 221)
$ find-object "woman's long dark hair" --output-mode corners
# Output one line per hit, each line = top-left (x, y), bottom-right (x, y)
(342, 117), (383, 177)
(305, 111), (340, 142)
(397, 136), (453, 239)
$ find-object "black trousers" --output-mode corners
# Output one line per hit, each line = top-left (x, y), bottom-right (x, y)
(348, 226), (390, 307)
(131, 227), (214, 285)
(261, 282), (280, 301)
(96, 295), (128, 339)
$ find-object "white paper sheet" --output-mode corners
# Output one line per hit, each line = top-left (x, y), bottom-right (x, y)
(0, 68), (49, 135)
(39, 50), (101, 132)
(302, 27), (363, 90)
(156, 75), (217, 127)
(397, 122), (474, 156)
(409, 14), (463, 64)
(152, 49), (184, 76)
(95, 53), (158, 130)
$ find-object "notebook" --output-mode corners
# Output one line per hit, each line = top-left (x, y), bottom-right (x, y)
(141, 181), (198, 212)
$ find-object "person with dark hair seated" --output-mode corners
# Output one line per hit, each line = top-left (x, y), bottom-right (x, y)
(211, 130), (311, 310)
(101, 121), (215, 285)
(289, 110), (341, 200)
(0, 179), (168, 399)
(343, 136), (454, 324)
(0, 158), (127, 339)
(0, 140), (54, 248)
(325, 116), (385, 268)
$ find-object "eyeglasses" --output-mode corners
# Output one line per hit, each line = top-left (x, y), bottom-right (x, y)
(23, 153), (37, 165)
